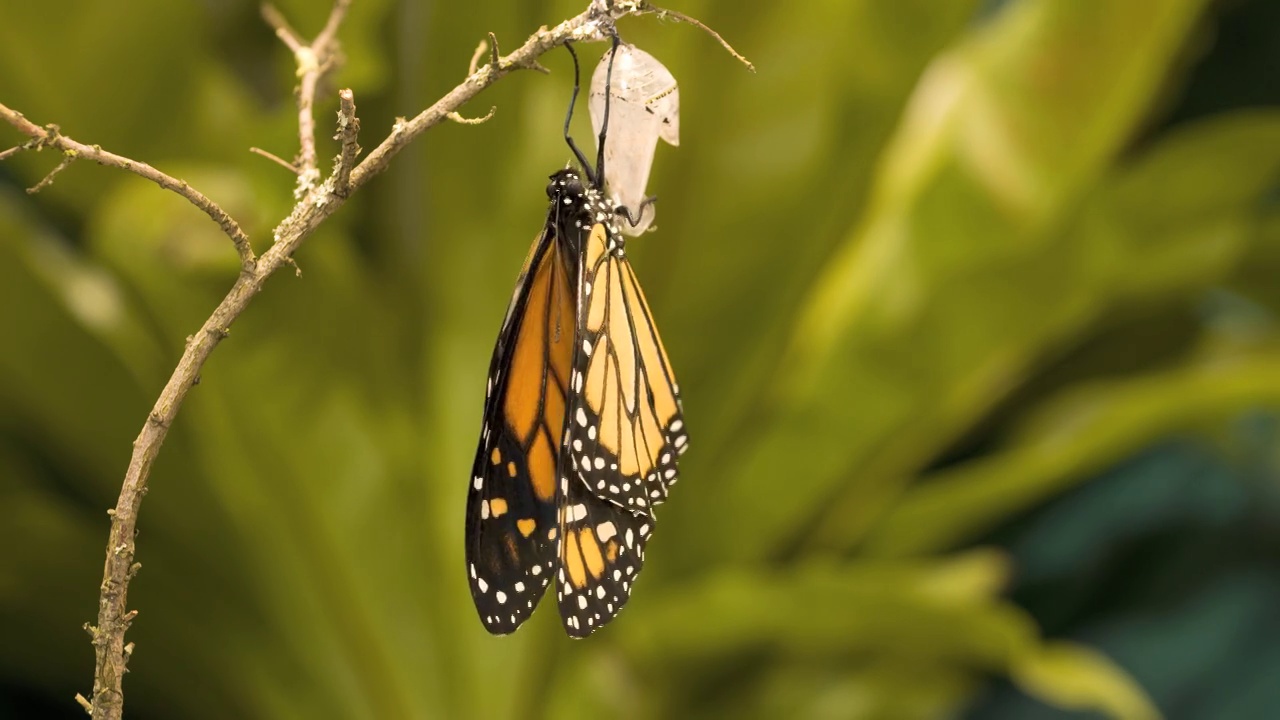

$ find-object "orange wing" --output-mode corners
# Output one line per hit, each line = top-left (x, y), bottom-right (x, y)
(466, 226), (576, 635)
(565, 223), (687, 515)
(553, 477), (655, 637)
(468, 167), (690, 638)
(549, 172), (689, 635)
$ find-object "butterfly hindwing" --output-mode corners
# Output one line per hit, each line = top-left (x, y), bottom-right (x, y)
(466, 226), (576, 635)
(553, 478), (655, 637)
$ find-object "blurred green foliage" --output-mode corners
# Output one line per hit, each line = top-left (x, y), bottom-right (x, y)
(1, 0), (1279, 718)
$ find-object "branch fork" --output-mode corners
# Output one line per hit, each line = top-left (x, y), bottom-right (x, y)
(0, 2), (751, 718)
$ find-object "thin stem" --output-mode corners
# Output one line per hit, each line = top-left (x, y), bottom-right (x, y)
(334, 88), (361, 196)
(262, 0), (352, 183)
(644, 2), (755, 71)
(62, 3), (620, 714)
(348, 10), (613, 191)
(0, 1), (748, 718)
(249, 146), (301, 173)
(0, 103), (256, 272)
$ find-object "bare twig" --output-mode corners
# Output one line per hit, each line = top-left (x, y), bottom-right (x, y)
(347, 8), (617, 191)
(67, 5), (619, 711)
(0, 142), (31, 161)
(314, 0), (350, 50)
(262, 0), (352, 189)
(26, 153), (74, 193)
(0, 103), (256, 271)
(468, 38), (488, 76)
(334, 89), (361, 196)
(260, 4), (305, 52)
(488, 31), (502, 68)
(447, 107), (498, 125)
(0, 2), (751, 719)
(249, 146), (300, 173)
(643, 2), (755, 71)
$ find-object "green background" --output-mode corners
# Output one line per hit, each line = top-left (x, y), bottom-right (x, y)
(2, 0), (1279, 718)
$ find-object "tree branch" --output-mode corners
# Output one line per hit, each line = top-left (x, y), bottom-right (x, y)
(0, 105), (257, 272)
(262, 0), (352, 194)
(333, 88), (361, 196)
(641, 1), (755, 71)
(64, 3), (613, 719)
(0, 1), (746, 718)
(347, 7), (616, 190)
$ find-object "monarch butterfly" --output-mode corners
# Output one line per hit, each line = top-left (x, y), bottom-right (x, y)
(465, 39), (688, 637)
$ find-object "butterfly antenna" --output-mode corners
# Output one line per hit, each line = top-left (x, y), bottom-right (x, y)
(562, 42), (597, 186)
(595, 34), (621, 190)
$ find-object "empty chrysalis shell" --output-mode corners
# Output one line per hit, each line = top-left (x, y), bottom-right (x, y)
(589, 42), (679, 236)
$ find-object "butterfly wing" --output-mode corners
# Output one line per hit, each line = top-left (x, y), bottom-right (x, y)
(466, 225), (577, 635)
(553, 480), (655, 637)
(565, 222), (688, 515)
(552, 204), (688, 636)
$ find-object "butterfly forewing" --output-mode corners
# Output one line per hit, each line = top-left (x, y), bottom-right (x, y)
(466, 226), (576, 635)
(564, 220), (688, 516)
(550, 172), (687, 636)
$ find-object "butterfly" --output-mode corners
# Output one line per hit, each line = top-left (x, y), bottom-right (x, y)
(464, 39), (688, 638)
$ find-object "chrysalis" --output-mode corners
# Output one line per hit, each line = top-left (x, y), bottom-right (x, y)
(589, 42), (679, 236)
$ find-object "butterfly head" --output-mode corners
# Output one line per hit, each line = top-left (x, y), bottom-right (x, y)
(547, 168), (588, 205)
(547, 168), (622, 247)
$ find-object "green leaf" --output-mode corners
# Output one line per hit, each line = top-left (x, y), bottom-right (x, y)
(1012, 642), (1163, 720)
(668, 0), (1215, 567)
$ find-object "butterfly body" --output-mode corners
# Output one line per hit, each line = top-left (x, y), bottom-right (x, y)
(466, 168), (687, 637)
